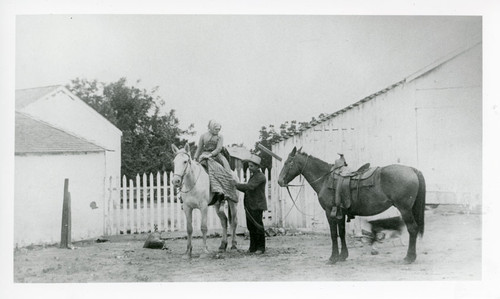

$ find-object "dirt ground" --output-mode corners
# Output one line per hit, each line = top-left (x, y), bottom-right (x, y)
(13, 205), (481, 282)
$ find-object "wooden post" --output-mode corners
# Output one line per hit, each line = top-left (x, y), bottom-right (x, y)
(257, 143), (282, 161)
(60, 178), (72, 248)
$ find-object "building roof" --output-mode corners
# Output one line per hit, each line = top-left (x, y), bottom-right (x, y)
(227, 145), (252, 161)
(15, 85), (61, 110)
(15, 112), (106, 154)
(271, 40), (482, 145)
(16, 85), (122, 137)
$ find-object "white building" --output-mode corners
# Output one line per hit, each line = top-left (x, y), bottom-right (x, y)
(270, 41), (482, 231)
(15, 86), (122, 246)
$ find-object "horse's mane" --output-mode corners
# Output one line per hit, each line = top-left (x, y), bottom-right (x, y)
(297, 150), (333, 166)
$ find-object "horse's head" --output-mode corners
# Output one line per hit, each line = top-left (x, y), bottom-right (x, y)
(278, 146), (305, 187)
(171, 143), (192, 187)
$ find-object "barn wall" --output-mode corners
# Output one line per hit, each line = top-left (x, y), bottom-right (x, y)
(15, 152), (106, 247)
(19, 89), (122, 180)
(411, 44), (482, 205)
(271, 43), (481, 230)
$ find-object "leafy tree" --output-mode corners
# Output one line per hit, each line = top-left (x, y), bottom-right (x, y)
(67, 77), (195, 179)
(254, 116), (319, 173)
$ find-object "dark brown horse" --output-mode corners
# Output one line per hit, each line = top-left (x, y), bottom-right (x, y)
(277, 147), (426, 264)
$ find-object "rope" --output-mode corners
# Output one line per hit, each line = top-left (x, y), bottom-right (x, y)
(284, 184), (317, 218)
(244, 206), (267, 234)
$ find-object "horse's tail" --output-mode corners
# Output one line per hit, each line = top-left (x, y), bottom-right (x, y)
(412, 168), (426, 237)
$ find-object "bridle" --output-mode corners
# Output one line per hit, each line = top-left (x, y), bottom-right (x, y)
(282, 153), (337, 218)
(173, 152), (201, 194)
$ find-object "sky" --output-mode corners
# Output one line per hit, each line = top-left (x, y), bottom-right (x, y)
(14, 14), (482, 148)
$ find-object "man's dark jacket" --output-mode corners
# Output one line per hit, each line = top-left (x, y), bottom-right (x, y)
(235, 170), (267, 211)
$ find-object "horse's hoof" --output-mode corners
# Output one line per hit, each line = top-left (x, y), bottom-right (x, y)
(339, 251), (349, 261)
(403, 255), (416, 264)
(371, 249), (379, 255)
(230, 245), (237, 250)
(327, 258), (338, 265)
(218, 241), (228, 252)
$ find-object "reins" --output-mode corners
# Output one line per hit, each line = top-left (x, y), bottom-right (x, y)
(283, 154), (339, 218)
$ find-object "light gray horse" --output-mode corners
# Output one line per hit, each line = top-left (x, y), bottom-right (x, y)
(171, 144), (238, 258)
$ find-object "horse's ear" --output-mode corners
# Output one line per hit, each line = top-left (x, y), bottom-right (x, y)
(291, 146), (297, 156)
(298, 146), (303, 153)
(184, 143), (190, 155)
(171, 144), (179, 154)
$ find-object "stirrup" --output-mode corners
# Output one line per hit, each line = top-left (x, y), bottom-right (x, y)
(208, 193), (223, 206)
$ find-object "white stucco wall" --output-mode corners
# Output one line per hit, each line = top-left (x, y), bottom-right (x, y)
(18, 88), (122, 179)
(271, 43), (482, 230)
(15, 152), (106, 247)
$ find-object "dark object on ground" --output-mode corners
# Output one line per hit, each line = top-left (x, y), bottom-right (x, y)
(368, 216), (405, 240)
(96, 238), (109, 243)
(143, 232), (167, 249)
(364, 216), (405, 255)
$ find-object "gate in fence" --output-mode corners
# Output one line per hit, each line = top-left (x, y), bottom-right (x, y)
(103, 169), (271, 236)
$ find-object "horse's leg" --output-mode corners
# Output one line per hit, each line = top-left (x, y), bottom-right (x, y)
(399, 208), (419, 263)
(338, 215), (349, 261)
(183, 206), (193, 259)
(214, 201), (228, 252)
(200, 206), (209, 257)
(326, 212), (340, 264)
(228, 201), (238, 250)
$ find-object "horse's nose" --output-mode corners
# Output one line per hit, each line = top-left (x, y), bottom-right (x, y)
(278, 178), (284, 187)
(172, 176), (181, 186)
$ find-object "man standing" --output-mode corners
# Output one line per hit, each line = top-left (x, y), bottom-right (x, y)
(235, 154), (267, 254)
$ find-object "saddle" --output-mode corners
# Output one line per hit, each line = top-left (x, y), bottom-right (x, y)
(328, 163), (378, 220)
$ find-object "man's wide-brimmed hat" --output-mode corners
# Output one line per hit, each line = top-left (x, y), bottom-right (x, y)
(243, 154), (261, 166)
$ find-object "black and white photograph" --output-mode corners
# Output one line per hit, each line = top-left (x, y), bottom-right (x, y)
(1, 1), (500, 298)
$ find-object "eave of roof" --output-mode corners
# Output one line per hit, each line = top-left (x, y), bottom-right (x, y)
(15, 112), (106, 154)
(270, 41), (481, 145)
(15, 85), (61, 110)
(16, 85), (122, 136)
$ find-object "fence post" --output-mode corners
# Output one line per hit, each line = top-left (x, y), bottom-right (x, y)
(136, 175), (141, 234)
(149, 173), (155, 232)
(166, 171), (173, 231)
(105, 176), (112, 236)
(156, 172), (161, 231)
(162, 171), (174, 231)
(113, 176), (119, 235)
(129, 178), (135, 234)
(142, 173), (147, 232)
(60, 178), (72, 248)
(122, 175), (128, 234)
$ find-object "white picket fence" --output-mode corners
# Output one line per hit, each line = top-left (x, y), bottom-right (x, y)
(103, 169), (271, 236)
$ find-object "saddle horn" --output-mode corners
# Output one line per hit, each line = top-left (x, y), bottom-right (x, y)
(336, 153), (348, 167)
